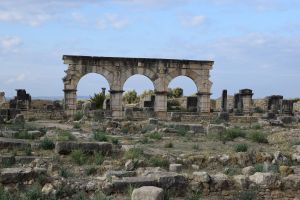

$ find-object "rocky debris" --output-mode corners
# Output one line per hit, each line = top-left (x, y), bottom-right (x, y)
(282, 174), (300, 190)
(279, 166), (294, 176)
(278, 116), (297, 124)
(234, 152), (254, 167)
(55, 141), (112, 155)
(193, 171), (211, 183)
(206, 124), (226, 136)
(125, 160), (135, 171)
(242, 166), (256, 176)
(191, 164), (200, 170)
(169, 164), (182, 173)
(0, 155), (15, 165)
(0, 137), (31, 150)
(15, 156), (39, 164)
(210, 173), (232, 191)
(149, 118), (159, 125)
(292, 153), (300, 162)
(42, 183), (55, 195)
(233, 175), (249, 189)
(106, 170), (136, 178)
(104, 172), (187, 194)
(272, 151), (288, 165)
(13, 114), (25, 126)
(249, 172), (280, 188)
(0, 167), (46, 184)
(170, 113), (181, 122)
(132, 186), (164, 200)
(188, 124), (205, 134)
(269, 119), (283, 126)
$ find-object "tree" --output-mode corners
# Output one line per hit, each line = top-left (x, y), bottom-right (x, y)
(140, 90), (154, 99)
(172, 87), (183, 98)
(123, 90), (138, 104)
(90, 92), (105, 109)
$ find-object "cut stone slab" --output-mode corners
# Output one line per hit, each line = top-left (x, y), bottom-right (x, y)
(15, 156), (39, 164)
(249, 172), (279, 188)
(55, 141), (112, 155)
(0, 155), (15, 165)
(193, 171), (211, 183)
(169, 164), (182, 173)
(106, 170), (136, 178)
(132, 186), (164, 200)
(0, 137), (31, 150)
(0, 167), (46, 184)
(111, 177), (158, 193)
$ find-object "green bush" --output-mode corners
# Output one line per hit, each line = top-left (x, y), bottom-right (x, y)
(235, 144), (248, 152)
(238, 190), (257, 200)
(222, 128), (246, 141)
(71, 150), (87, 165)
(139, 136), (150, 144)
(94, 153), (105, 165)
(192, 144), (199, 150)
(164, 142), (174, 148)
(74, 111), (83, 121)
(148, 156), (169, 168)
(24, 146), (32, 156)
(41, 138), (55, 150)
(94, 131), (108, 142)
(14, 131), (35, 140)
(249, 131), (268, 143)
(124, 148), (144, 160)
(85, 166), (98, 176)
(185, 191), (201, 200)
(90, 92), (106, 109)
(57, 130), (76, 141)
(123, 90), (138, 104)
(149, 132), (162, 140)
(111, 138), (119, 145)
(254, 164), (264, 172)
(59, 167), (73, 178)
(73, 123), (81, 129)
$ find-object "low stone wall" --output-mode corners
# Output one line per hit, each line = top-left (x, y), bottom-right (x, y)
(229, 116), (259, 123)
(21, 110), (64, 120)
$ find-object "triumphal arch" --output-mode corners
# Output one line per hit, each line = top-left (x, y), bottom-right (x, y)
(62, 55), (214, 119)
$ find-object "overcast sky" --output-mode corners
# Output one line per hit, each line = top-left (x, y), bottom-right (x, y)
(0, 0), (299, 98)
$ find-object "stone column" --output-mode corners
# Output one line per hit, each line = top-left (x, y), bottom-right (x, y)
(221, 90), (228, 112)
(197, 92), (211, 114)
(239, 89), (253, 114)
(64, 89), (77, 116)
(110, 90), (123, 119)
(154, 91), (168, 119)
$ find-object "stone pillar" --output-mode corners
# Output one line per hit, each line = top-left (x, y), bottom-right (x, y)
(239, 89), (253, 114)
(221, 90), (228, 112)
(0, 92), (6, 106)
(154, 91), (168, 119)
(197, 92), (211, 114)
(64, 89), (77, 116)
(110, 90), (123, 119)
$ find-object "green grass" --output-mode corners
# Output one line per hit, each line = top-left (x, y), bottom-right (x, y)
(73, 123), (81, 129)
(138, 136), (150, 144)
(93, 131), (108, 142)
(57, 130), (76, 141)
(148, 156), (169, 168)
(111, 138), (119, 145)
(248, 131), (268, 143)
(222, 128), (246, 141)
(237, 190), (257, 200)
(149, 132), (162, 140)
(24, 146), (32, 156)
(177, 127), (188, 137)
(185, 191), (201, 200)
(71, 150), (88, 165)
(59, 167), (73, 178)
(235, 144), (248, 152)
(124, 148), (144, 160)
(94, 152), (105, 165)
(192, 144), (199, 150)
(73, 111), (83, 121)
(40, 137), (55, 150)
(164, 142), (174, 148)
(254, 164), (264, 172)
(14, 130), (35, 140)
(85, 166), (98, 176)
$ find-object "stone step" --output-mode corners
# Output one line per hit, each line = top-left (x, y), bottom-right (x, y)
(55, 141), (112, 155)
(0, 137), (31, 150)
(0, 167), (47, 184)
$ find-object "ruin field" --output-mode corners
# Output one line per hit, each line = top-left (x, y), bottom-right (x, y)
(0, 113), (300, 200)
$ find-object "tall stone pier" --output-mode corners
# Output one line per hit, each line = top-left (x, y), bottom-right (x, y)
(62, 55), (214, 119)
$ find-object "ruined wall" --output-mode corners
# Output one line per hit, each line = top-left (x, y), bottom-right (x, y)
(253, 98), (268, 110)
(215, 95), (234, 112)
(293, 101), (300, 113)
(0, 92), (5, 107)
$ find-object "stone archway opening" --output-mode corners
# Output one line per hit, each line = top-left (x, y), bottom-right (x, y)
(167, 76), (199, 112)
(76, 73), (110, 111)
(122, 74), (155, 119)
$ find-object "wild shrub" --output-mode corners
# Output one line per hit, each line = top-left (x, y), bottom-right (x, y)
(124, 148), (144, 160)
(164, 142), (174, 148)
(249, 131), (268, 143)
(235, 144), (248, 152)
(71, 150), (87, 165)
(149, 132), (162, 140)
(41, 137), (55, 150)
(93, 131), (108, 142)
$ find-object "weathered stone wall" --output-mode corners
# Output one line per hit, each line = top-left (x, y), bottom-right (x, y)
(293, 101), (300, 113)
(215, 95), (234, 112)
(0, 92), (5, 107)
(253, 98), (268, 110)
(21, 110), (64, 120)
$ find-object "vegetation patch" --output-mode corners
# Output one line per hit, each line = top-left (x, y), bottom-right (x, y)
(248, 131), (268, 143)
(235, 143), (248, 152)
(40, 137), (55, 150)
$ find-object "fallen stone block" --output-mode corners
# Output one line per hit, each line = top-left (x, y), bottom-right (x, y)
(132, 186), (164, 200)
(249, 172), (280, 188)
(55, 141), (112, 155)
(169, 164), (182, 173)
(106, 170), (136, 178)
(110, 177), (158, 193)
(0, 137), (31, 150)
(0, 167), (46, 184)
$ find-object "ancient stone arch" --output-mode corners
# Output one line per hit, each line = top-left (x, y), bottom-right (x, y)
(63, 55), (214, 119)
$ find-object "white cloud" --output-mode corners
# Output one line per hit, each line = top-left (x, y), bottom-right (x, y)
(5, 73), (26, 85)
(0, 36), (22, 53)
(96, 14), (129, 30)
(180, 15), (206, 27)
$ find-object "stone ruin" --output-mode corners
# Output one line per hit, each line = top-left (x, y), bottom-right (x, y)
(9, 89), (31, 111)
(0, 92), (5, 107)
